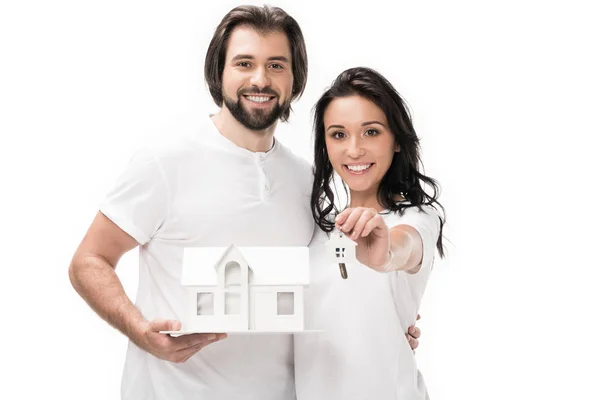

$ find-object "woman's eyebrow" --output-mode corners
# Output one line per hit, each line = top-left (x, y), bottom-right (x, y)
(361, 120), (386, 127)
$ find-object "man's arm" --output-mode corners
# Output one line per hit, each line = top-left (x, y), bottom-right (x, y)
(69, 211), (145, 341)
(69, 211), (225, 363)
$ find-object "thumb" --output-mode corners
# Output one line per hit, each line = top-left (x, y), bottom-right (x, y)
(149, 319), (181, 332)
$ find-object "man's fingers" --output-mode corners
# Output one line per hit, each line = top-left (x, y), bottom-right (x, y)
(172, 333), (216, 350)
(409, 326), (421, 339)
(416, 314), (421, 321)
(175, 334), (227, 362)
(406, 334), (419, 351)
(149, 319), (181, 332)
(408, 325), (421, 339)
(172, 333), (227, 351)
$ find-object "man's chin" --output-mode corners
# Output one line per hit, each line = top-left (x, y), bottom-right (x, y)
(242, 110), (279, 130)
(241, 101), (276, 115)
(223, 96), (286, 130)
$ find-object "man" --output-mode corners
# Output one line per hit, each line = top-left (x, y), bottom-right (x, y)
(69, 5), (420, 399)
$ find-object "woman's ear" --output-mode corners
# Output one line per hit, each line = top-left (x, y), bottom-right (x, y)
(395, 144), (401, 153)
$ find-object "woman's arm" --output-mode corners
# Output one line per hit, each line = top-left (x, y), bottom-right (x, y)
(387, 224), (424, 273)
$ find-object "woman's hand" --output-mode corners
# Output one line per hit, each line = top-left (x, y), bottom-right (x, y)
(335, 207), (391, 270)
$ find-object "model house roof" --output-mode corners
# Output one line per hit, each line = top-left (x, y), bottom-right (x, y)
(181, 245), (310, 287)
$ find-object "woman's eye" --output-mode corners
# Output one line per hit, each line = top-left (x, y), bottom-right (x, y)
(365, 128), (379, 136)
(332, 132), (346, 139)
(237, 62), (251, 67)
(270, 63), (283, 69)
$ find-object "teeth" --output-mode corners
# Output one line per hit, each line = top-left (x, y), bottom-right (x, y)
(347, 164), (371, 172)
(246, 95), (271, 103)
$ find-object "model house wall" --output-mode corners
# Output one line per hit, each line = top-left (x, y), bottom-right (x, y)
(325, 230), (357, 264)
(181, 245), (309, 332)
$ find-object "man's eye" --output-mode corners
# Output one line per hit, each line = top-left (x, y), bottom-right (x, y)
(270, 64), (283, 69)
(237, 62), (251, 67)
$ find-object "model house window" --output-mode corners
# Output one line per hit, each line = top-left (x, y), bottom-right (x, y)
(196, 293), (214, 315)
(277, 292), (294, 315)
(336, 247), (345, 258)
(225, 261), (241, 287)
(225, 292), (241, 315)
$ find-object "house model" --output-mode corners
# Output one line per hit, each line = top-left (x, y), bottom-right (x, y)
(325, 230), (357, 264)
(177, 245), (310, 333)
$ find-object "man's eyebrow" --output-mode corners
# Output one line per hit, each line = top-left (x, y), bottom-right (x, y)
(267, 56), (290, 63)
(230, 55), (290, 63)
(362, 121), (386, 127)
(231, 54), (255, 61)
(327, 124), (345, 131)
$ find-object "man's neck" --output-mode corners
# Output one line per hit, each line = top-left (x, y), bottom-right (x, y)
(211, 108), (276, 153)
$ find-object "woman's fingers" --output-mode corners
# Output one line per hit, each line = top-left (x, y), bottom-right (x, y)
(349, 209), (378, 239)
(360, 213), (385, 238)
(336, 207), (378, 236)
(337, 208), (362, 233)
(335, 208), (352, 226)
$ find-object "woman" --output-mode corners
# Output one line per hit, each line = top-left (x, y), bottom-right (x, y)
(294, 67), (445, 400)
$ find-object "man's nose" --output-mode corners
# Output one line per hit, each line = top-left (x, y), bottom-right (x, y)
(250, 66), (270, 88)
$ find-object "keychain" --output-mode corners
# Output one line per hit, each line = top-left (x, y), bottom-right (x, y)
(325, 228), (357, 279)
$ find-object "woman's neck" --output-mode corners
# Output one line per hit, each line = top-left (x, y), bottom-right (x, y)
(348, 189), (385, 212)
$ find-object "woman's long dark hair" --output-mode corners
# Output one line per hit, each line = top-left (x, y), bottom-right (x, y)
(310, 67), (446, 257)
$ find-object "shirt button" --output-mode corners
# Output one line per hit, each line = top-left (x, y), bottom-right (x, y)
(265, 184), (270, 190)
(260, 155), (265, 161)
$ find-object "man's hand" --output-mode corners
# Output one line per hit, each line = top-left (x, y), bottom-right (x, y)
(406, 314), (421, 351)
(139, 319), (227, 363)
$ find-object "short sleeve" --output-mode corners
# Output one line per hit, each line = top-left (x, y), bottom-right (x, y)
(99, 150), (170, 245)
(398, 205), (441, 274)
(388, 205), (441, 308)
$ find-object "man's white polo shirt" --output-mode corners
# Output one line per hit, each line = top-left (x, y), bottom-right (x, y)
(100, 116), (314, 399)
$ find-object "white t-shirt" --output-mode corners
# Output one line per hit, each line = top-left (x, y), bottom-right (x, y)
(100, 116), (314, 400)
(294, 206), (441, 400)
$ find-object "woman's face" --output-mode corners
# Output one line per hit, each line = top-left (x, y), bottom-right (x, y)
(324, 95), (399, 195)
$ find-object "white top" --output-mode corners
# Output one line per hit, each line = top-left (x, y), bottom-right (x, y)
(100, 116), (314, 400)
(294, 206), (441, 400)
(182, 245), (310, 286)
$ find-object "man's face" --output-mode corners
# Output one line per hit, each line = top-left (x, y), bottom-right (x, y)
(221, 25), (294, 131)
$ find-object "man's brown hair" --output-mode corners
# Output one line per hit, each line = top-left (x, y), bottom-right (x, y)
(204, 5), (308, 122)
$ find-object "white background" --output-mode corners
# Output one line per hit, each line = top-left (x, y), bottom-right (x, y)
(1, 0), (599, 399)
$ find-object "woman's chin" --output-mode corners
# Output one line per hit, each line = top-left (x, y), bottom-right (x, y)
(345, 182), (375, 194)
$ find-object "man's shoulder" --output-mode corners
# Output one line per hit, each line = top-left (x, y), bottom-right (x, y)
(132, 117), (216, 166)
(275, 141), (312, 173)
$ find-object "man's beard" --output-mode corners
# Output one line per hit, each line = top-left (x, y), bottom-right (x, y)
(223, 87), (290, 131)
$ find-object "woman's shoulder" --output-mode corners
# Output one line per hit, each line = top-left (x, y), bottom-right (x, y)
(381, 203), (441, 232)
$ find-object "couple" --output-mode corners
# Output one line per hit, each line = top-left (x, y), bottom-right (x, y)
(69, 4), (444, 400)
